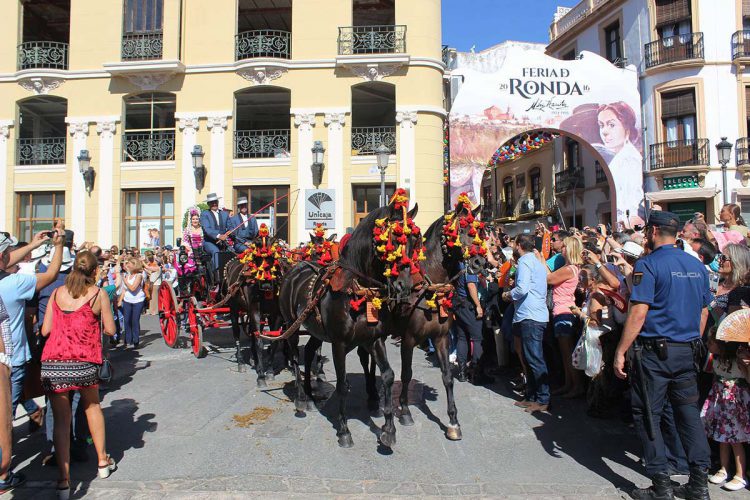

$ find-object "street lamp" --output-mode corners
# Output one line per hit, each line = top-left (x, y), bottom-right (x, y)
(192, 145), (206, 192)
(716, 137), (732, 205)
(77, 149), (95, 194)
(311, 140), (325, 188)
(375, 143), (390, 207)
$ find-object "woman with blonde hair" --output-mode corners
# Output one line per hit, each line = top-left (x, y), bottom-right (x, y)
(121, 256), (145, 348)
(40, 251), (117, 498)
(544, 236), (585, 398)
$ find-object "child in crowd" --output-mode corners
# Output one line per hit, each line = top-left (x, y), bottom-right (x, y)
(701, 330), (750, 491)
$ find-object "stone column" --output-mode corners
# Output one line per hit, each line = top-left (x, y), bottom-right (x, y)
(293, 112), (315, 245)
(324, 112), (346, 237)
(206, 115), (229, 202)
(0, 121), (11, 230)
(68, 119), (91, 242)
(396, 110), (418, 206)
(178, 115), (200, 214)
(96, 120), (117, 247)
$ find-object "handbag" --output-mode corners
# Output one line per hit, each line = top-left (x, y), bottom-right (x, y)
(571, 319), (588, 371)
(97, 297), (113, 384)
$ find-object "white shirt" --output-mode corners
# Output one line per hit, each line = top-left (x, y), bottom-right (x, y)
(241, 214), (248, 228)
(123, 272), (146, 304)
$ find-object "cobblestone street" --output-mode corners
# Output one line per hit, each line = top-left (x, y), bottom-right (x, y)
(9, 317), (746, 499)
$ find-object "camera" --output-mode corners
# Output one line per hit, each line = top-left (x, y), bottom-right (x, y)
(43, 230), (56, 238)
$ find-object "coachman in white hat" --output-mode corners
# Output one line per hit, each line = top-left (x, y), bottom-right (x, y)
(227, 196), (258, 253)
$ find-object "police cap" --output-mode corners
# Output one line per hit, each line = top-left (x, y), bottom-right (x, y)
(646, 210), (680, 229)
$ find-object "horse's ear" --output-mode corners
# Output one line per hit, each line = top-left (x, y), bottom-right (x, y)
(472, 205), (482, 218)
(327, 234), (337, 242)
(309, 233), (315, 240)
(407, 203), (419, 220)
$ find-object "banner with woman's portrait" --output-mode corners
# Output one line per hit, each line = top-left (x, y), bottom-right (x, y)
(449, 46), (643, 222)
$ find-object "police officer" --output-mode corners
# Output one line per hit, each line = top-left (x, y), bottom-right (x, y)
(614, 211), (711, 500)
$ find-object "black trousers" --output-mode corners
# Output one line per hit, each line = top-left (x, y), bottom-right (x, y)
(455, 303), (483, 366)
(630, 343), (710, 476)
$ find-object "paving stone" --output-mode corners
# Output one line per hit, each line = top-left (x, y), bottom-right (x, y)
(325, 479), (365, 494)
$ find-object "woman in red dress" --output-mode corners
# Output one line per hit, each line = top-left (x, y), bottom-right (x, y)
(40, 251), (117, 499)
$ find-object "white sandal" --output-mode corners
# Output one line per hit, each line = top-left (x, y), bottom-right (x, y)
(723, 475), (747, 491)
(97, 455), (117, 479)
(708, 469), (728, 484)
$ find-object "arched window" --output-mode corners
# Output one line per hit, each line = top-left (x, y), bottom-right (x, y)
(234, 87), (291, 159)
(122, 92), (175, 162)
(16, 96), (67, 165)
(351, 82), (396, 155)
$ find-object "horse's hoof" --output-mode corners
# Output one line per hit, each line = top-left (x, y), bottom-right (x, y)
(445, 425), (463, 441)
(338, 433), (354, 448)
(316, 372), (326, 382)
(266, 372), (275, 381)
(398, 413), (415, 426)
(256, 378), (267, 389)
(379, 429), (396, 448)
(305, 399), (317, 412)
(295, 399), (307, 413)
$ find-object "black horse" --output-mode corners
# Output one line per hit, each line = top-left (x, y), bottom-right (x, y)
(278, 200), (422, 448)
(359, 201), (487, 441)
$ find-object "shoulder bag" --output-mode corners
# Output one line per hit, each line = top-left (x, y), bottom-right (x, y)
(96, 290), (113, 383)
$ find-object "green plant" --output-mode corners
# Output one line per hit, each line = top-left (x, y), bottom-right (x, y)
(182, 202), (209, 229)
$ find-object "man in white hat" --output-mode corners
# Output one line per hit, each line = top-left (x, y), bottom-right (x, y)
(227, 196), (258, 253)
(199, 193), (230, 277)
(0, 226), (65, 491)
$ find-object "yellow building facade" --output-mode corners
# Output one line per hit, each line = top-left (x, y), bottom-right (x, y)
(0, 0), (447, 248)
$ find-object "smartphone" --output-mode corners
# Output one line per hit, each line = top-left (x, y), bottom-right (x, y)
(605, 255), (615, 263)
(43, 230), (56, 238)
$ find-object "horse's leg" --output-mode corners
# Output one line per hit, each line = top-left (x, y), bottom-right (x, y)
(303, 335), (322, 411)
(229, 300), (244, 372)
(332, 342), (353, 448)
(357, 346), (380, 415)
(251, 301), (267, 388)
(398, 333), (416, 426)
(370, 337), (396, 449)
(315, 344), (326, 382)
(435, 331), (462, 440)
(288, 333), (306, 413)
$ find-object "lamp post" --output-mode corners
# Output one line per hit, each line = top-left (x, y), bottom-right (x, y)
(716, 137), (732, 205)
(77, 149), (95, 194)
(311, 140), (325, 188)
(192, 145), (206, 192)
(375, 143), (390, 207)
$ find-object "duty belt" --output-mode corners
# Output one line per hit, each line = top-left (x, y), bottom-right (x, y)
(637, 338), (700, 348)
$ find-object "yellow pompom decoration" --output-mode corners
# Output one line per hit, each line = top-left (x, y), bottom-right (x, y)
(372, 297), (383, 310)
(377, 244), (386, 253)
(375, 218), (387, 227)
(425, 293), (438, 310)
(387, 253), (397, 262)
(418, 249), (426, 261)
(384, 268), (392, 277)
(379, 233), (388, 242)
(473, 235), (482, 245)
(463, 248), (470, 259)
(404, 226), (412, 235)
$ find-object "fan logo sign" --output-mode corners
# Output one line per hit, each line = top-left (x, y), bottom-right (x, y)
(305, 189), (335, 229)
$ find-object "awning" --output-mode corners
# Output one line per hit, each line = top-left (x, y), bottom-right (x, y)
(645, 187), (719, 202)
(734, 187), (750, 197)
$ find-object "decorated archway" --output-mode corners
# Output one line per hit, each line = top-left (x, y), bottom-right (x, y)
(449, 46), (643, 222)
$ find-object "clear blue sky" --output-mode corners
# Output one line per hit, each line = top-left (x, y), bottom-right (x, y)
(442, 0), (579, 51)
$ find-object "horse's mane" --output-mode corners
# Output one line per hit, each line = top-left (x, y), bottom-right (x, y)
(340, 205), (392, 275)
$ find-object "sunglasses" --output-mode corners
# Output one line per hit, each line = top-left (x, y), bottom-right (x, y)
(718, 254), (731, 264)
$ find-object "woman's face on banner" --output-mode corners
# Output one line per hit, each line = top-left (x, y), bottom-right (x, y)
(598, 109), (628, 153)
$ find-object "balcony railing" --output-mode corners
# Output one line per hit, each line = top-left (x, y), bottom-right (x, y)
(351, 127), (396, 155)
(555, 169), (584, 193)
(235, 30), (291, 60)
(649, 138), (710, 170)
(17, 41), (69, 71)
(732, 30), (750, 60)
(645, 32), (703, 69)
(122, 32), (163, 61)
(736, 137), (749, 166)
(123, 131), (175, 162)
(338, 25), (406, 55)
(234, 129), (290, 159)
(17, 137), (66, 166)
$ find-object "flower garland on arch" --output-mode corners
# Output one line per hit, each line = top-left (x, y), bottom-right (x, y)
(303, 223), (334, 266)
(238, 223), (283, 282)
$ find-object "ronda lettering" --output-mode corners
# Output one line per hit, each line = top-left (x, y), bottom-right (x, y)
(508, 79), (584, 99)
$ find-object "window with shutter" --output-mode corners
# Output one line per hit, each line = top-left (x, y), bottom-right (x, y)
(123, 0), (164, 34)
(655, 0), (691, 27)
(743, 0), (750, 18)
(661, 89), (697, 143)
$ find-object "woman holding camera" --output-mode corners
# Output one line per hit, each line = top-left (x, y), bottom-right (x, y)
(40, 251), (117, 498)
(121, 257), (145, 348)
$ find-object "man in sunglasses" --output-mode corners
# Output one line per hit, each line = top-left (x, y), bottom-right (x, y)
(0, 225), (65, 492)
(613, 211), (712, 500)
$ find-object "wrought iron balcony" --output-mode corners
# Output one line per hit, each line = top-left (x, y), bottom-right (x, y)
(645, 32), (703, 69)
(122, 32), (163, 61)
(17, 41), (68, 71)
(649, 138), (710, 170)
(555, 169), (584, 193)
(17, 137), (66, 165)
(736, 137), (749, 166)
(498, 202), (514, 218)
(338, 25), (406, 55)
(235, 30), (291, 60)
(234, 129), (290, 159)
(351, 127), (396, 156)
(732, 30), (750, 60)
(123, 131), (175, 162)
(595, 163), (608, 184)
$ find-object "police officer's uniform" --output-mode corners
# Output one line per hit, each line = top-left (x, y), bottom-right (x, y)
(628, 210), (711, 498)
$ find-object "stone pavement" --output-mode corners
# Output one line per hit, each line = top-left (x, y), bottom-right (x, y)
(9, 316), (748, 499)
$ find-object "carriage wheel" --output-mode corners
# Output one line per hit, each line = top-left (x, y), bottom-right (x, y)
(158, 282), (179, 348)
(188, 297), (207, 358)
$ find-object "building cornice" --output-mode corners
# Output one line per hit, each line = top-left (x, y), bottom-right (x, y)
(547, 0), (628, 54)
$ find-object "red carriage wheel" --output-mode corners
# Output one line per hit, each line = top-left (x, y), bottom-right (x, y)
(188, 297), (207, 358)
(158, 282), (179, 348)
